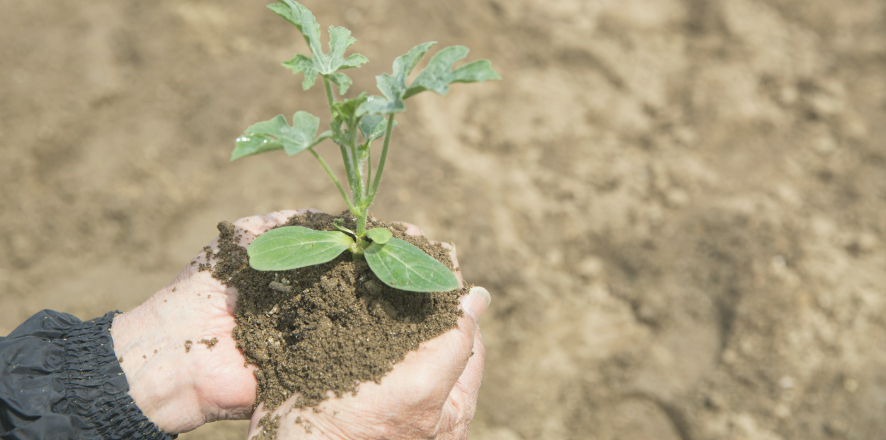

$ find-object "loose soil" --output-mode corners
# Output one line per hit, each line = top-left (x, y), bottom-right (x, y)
(212, 211), (468, 410)
(2, 1), (885, 439)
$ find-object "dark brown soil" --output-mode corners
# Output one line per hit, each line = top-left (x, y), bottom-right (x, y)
(211, 211), (468, 411)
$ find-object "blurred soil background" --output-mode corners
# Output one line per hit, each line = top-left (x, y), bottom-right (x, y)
(1, 0), (885, 439)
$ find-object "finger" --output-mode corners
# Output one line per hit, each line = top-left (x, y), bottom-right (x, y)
(437, 329), (485, 438)
(395, 221), (423, 236)
(379, 287), (491, 407)
(437, 241), (463, 287)
(231, 209), (302, 246)
(188, 210), (307, 270)
(246, 402), (267, 438)
(434, 288), (488, 438)
(460, 286), (491, 323)
(448, 329), (485, 414)
(374, 317), (477, 411)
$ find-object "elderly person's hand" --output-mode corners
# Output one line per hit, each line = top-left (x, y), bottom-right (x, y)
(109, 211), (313, 433)
(108, 210), (489, 438)
(245, 285), (488, 440)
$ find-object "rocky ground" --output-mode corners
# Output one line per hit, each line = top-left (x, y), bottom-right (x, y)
(1, 0), (884, 439)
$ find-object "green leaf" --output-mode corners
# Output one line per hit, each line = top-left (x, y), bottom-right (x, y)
(359, 115), (396, 143)
(332, 218), (356, 236)
(356, 42), (437, 116)
(231, 111), (327, 161)
(404, 46), (501, 99)
(248, 226), (354, 271)
(281, 55), (318, 91)
(231, 134), (284, 161)
(326, 72), (354, 95)
(332, 93), (369, 123)
(366, 228), (393, 244)
(271, 0), (368, 94)
(330, 93), (369, 146)
(364, 238), (459, 292)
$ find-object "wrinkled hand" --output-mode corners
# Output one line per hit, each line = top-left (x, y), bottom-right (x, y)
(245, 225), (490, 440)
(110, 210), (313, 433)
(110, 210), (490, 438)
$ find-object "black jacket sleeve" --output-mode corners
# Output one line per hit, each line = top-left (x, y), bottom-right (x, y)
(0, 310), (174, 440)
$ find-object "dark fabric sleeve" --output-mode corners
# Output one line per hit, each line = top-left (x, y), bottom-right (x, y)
(0, 310), (175, 440)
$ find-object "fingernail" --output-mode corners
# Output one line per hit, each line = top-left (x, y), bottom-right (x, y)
(462, 287), (491, 322)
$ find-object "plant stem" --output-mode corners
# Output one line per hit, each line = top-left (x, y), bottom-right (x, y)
(324, 76), (360, 216)
(308, 147), (356, 213)
(350, 115), (365, 204)
(368, 115), (396, 201)
(323, 77), (335, 113)
(366, 145), (372, 194)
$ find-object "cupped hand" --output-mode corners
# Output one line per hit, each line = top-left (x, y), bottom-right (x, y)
(110, 210), (309, 433)
(110, 210), (490, 438)
(245, 224), (491, 440)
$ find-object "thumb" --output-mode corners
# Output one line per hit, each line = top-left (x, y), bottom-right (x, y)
(460, 287), (491, 323)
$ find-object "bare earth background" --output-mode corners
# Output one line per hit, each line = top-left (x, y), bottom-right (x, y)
(1, 0), (885, 439)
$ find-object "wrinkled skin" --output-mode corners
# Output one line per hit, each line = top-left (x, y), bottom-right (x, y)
(110, 210), (489, 439)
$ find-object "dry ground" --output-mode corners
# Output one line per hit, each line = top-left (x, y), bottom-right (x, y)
(1, 0), (885, 439)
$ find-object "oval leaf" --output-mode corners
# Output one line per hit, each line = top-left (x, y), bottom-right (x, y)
(248, 226), (353, 271)
(366, 228), (392, 244)
(364, 238), (459, 292)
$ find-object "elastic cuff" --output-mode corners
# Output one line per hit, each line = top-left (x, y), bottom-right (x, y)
(61, 311), (175, 440)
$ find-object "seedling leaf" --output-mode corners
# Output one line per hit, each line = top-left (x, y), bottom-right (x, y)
(366, 228), (393, 244)
(326, 72), (354, 95)
(404, 46), (501, 99)
(356, 42), (437, 116)
(272, 0), (368, 94)
(248, 226), (353, 271)
(364, 238), (459, 292)
(359, 115), (396, 143)
(231, 111), (327, 161)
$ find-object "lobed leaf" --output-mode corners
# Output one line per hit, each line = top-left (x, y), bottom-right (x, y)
(281, 55), (319, 92)
(364, 238), (459, 292)
(404, 46), (502, 99)
(231, 111), (328, 161)
(326, 72), (354, 95)
(248, 226), (354, 271)
(271, 0), (368, 94)
(356, 42), (437, 116)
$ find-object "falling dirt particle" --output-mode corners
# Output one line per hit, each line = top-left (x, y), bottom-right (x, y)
(154, 349), (158, 354)
(163, 299), (167, 302)
(118, 356), (124, 364)
(185, 340), (193, 352)
(207, 295), (211, 299)
(295, 416), (303, 424)
(199, 337), (219, 350)
(143, 355), (146, 359)
(172, 287), (177, 292)
(191, 261), (196, 265)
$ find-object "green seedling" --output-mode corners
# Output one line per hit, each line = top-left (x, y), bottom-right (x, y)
(231, 0), (500, 292)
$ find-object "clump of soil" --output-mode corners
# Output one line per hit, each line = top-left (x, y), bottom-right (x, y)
(199, 337), (218, 350)
(211, 211), (469, 411)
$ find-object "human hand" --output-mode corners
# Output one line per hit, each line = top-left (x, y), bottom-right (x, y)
(244, 224), (490, 440)
(110, 210), (311, 433)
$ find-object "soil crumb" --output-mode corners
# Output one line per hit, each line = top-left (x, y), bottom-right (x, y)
(199, 337), (219, 350)
(252, 414), (280, 440)
(185, 340), (193, 353)
(212, 211), (468, 412)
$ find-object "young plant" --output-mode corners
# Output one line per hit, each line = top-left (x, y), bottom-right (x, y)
(231, 0), (500, 292)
